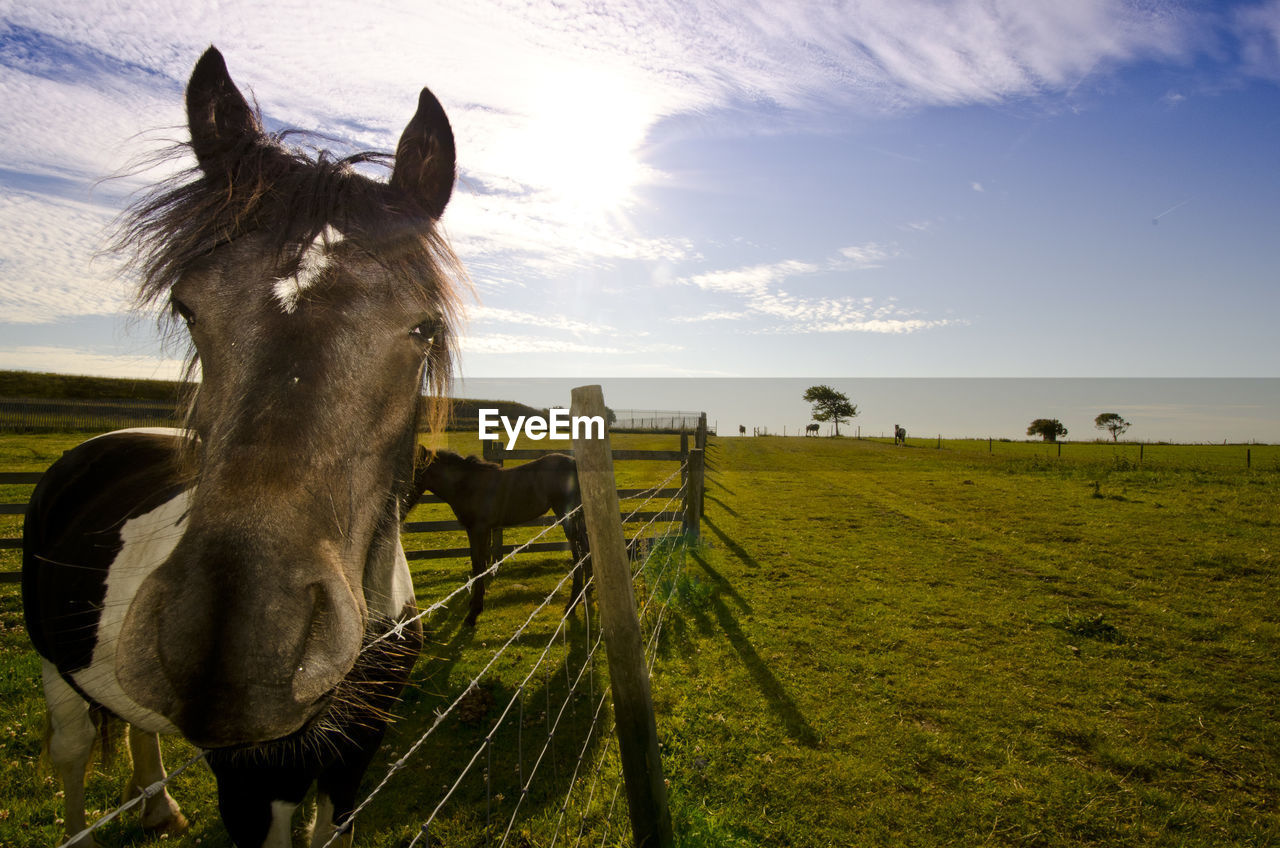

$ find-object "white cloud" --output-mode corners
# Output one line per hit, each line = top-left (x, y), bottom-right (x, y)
(0, 0), (1248, 373)
(0, 0), (1211, 295)
(675, 242), (954, 335)
(469, 305), (617, 335)
(837, 243), (897, 267)
(971, 181), (985, 192)
(459, 332), (681, 355)
(0, 344), (185, 379)
(670, 310), (751, 323)
(0, 189), (132, 322)
(684, 259), (821, 295)
(1235, 0), (1280, 81)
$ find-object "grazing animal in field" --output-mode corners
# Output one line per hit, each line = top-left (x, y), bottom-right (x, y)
(806, 423), (820, 436)
(23, 47), (464, 847)
(739, 424), (746, 436)
(895, 425), (907, 445)
(413, 448), (591, 626)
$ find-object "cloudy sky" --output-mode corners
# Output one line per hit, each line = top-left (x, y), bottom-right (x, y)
(1, 0), (1279, 386)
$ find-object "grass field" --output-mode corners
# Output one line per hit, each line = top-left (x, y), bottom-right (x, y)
(1, 432), (1277, 846)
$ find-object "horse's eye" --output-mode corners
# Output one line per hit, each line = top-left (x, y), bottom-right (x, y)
(409, 318), (439, 344)
(171, 297), (196, 328)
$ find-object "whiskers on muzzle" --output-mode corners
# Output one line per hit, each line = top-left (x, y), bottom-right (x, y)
(204, 614), (422, 769)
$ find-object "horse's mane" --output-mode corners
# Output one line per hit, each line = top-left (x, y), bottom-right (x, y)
(113, 122), (467, 439)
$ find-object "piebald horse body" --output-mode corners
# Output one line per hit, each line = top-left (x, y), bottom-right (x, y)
(24, 47), (462, 847)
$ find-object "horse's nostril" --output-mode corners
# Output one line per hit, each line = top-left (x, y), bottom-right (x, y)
(291, 580), (361, 704)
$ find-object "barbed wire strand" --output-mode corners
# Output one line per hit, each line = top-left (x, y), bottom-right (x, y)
(595, 777), (625, 848)
(54, 749), (205, 848)
(408, 568), (603, 847)
(50, 458), (690, 848)
(549, 521), (686, 846)
(539, 687), (613, 848)
(429, 581), (606, 845)
(363, 502), (586, 654)
(406, 463), (689, 843)
(329, 547), (591, 848)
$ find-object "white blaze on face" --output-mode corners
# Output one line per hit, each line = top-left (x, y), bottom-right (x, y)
(274, 225), (344, 313)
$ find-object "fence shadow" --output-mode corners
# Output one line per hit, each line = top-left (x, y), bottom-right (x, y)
(688, 529), (820, 750)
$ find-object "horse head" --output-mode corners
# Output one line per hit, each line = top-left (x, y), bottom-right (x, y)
(113, 48), (461, 748)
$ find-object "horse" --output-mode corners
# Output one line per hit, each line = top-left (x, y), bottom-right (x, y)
(894, 425), (907, 445)
(739, 425), (746, 436)
(23, 47), (464, 848)
(412, 448), (591, 626)
(805, 423), (820, 436)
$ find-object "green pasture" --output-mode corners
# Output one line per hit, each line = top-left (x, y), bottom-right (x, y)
(0, 432), (1277, 846)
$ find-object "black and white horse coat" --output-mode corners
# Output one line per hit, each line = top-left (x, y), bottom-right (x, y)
(23, 43), (462, 848)
(24, 428), (423, 847)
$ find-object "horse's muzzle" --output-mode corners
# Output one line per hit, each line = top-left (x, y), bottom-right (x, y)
(115, 559), (364, 748)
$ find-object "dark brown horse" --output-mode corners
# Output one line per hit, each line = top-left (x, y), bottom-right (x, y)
(25, 47), (463, 847)
(413, 448), (590, 626)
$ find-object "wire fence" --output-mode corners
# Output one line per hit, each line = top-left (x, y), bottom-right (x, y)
(47, 453), (694, 848)
(348, 465), (690, 847)
(0, 397), (181, 433)
(610, 410), (707, 434)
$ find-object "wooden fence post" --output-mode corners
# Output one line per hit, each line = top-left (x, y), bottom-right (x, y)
(683, 448), (703, 541)
(570, 385), (674, 848)
(696, 414), (707, 517)
(679, 431), (689, 502)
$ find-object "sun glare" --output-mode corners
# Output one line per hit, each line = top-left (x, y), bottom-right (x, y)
(504, 68), (657, 220)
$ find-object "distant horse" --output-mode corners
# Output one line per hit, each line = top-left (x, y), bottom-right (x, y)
(24, 47), (463, 847)
(739, 424), (746, 436)
(806, 423), (820, 436)
(895, 425), (907, 445)
(414, 448), (591, 626)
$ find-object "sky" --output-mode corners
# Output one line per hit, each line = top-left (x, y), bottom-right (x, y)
(1, 1), (1279, 437)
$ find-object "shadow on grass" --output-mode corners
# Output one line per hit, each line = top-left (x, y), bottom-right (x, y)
(705, 473), (737, 498)
(687, 545), (820, 750)
(703, 493), (739, 518)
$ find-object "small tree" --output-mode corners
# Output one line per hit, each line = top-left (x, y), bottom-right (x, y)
(1027, 418), (1068, 442)
(1094, 412), (1130, 441)
(803, 385), (857, 436)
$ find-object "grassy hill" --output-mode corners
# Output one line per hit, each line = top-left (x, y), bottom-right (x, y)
(0, 370), (545, 432)
(0, 369), (189, 402)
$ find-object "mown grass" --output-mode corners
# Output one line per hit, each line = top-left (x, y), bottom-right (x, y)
(0, 432), (1277, 845)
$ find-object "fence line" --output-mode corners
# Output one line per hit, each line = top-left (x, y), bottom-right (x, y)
(55, 750), (206, 848)
(40, 446), (691, 848)
(0, 442), (692, 583)
(413, 474), (691, 847)
(5, 410), (701, 846)
(324, 440), (689, 844)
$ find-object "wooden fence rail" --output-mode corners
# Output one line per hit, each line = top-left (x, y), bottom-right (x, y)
(0, 440), (703, 584)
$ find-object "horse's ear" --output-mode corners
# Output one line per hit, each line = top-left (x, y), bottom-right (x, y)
(390, 87), (456, 220)
(186, 47), (264, 172)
